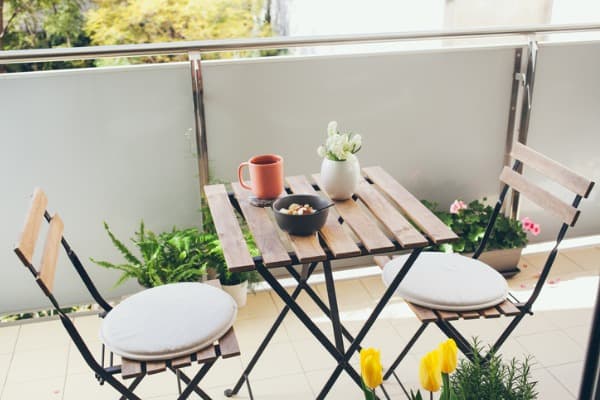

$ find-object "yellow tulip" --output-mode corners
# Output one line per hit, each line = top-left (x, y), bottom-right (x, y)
(438, 339), (458, 374)
(419, 349), (442, 392)
(360, 348), (383, 390)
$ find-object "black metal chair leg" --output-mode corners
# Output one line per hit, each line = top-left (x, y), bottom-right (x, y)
(169, 366), (212, 399)
(176, 362), (214, 400)
(119, 376), (144, 400)
(244, 374), (255, 400)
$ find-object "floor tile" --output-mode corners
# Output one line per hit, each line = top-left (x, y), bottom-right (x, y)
(0, 326), (19, 355)
(516, 330), (584, 368)
(561, 247), (600, 272)
(239, 341), (303, 381)
(63, 371), (122, 400)
(6, 346), (69, 383)
(531, 368), (575, 400)
(233, 316), (289, 351)
(1, 376), (65, 400)
(236, 291), (279, 320)
(548, 361), (584, 397)
(563, 325), (592, 348)
(14, 319), (69, 352)
(0, 353), (12, 395)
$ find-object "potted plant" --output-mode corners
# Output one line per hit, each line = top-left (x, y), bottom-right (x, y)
(411, 338), (538, 400)
(317, 120), (363, 200)
(93, 218), (261, 307)
(422, 199), (540, 277)
(92, 222), (217, 288)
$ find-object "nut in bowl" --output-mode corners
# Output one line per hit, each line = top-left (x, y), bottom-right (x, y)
(273, 194), (330, 236)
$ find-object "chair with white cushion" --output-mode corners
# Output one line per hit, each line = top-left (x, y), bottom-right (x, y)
(14, 188), (253, 400)
(376, 143), (595, 393)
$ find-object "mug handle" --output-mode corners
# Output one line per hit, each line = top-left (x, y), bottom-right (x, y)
(238, 162), (252, 190)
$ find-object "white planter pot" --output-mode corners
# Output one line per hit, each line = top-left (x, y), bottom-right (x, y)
(222, 280), (248, 308)
(320, 156), (360, 200)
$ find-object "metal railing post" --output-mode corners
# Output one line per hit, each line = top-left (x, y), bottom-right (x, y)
(189, 52), (210, 189)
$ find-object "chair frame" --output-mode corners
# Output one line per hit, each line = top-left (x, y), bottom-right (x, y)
(380, 143), (595, 397)
(14, 191), (253, 400)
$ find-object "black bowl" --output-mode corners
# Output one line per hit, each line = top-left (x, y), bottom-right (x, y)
(272, 194), (330, 236)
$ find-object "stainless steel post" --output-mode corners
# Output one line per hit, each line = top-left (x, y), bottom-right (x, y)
(189, 52), (210, 189)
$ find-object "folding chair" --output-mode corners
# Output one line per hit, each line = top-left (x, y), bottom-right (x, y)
(13, 188), (254, 400)
(376, 143), (595, 393)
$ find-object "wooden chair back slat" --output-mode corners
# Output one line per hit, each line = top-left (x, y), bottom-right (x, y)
(313, 174), (395, 252)
(511, 142), (595, 198)
(218, 327), (241, 359)
(15, 188), (48, 266)
(232, 183), (292, 268)
(354, 177), (428, 248)
(499, 167), (580, 226)
(121, 358), (143, 379)
(286, 175), (360, 258)
(363, 166), (458, 244)
(39, 214), (64, 292)
(204, 185), (256, 272)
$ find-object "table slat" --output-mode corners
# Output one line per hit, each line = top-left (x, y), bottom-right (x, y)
(204, 185), (255, 272)
(312, 174), (394, 253)
(355, 178), (428, 248)
(286, 175), (360, 259)
(231, 183), (292, 267)
(363, 166), (458, 244)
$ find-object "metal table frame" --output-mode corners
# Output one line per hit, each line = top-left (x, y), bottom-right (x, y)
(223, 190), (433, 399)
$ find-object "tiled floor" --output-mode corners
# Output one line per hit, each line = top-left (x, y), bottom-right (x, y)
(0, 246), (598, 399)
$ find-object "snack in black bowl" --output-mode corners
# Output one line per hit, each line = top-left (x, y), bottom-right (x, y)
(272, 194), (330, 236)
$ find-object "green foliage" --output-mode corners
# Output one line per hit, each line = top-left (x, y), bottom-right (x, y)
(422, 199), (528, 253)
(0, 304), (93, 323)
(92, 221), (215, 288)
(451, 339), (538, 400)
(1, 0), (93, 72)
(84, 0), (274, 64)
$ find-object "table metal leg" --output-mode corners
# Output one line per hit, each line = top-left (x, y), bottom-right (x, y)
(256, 263), (363, 386)
(316, 248), (423, 399)
(323, 260), (345, 352)
(225, 263), (319, 397)
(285, 265), (359, 347)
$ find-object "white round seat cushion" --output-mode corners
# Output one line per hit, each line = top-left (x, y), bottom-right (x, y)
(100, 282), (237, 361)
(382, 253), (508, 311)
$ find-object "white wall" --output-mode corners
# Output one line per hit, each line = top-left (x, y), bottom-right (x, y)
(1, 39), (599, 313)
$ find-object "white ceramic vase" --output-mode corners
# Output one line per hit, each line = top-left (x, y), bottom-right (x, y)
(320, 155), (360, 200)
(222, 280), (248, 308)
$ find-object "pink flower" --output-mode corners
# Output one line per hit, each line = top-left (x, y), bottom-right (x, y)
(521, 217), (533, 230)
(531, 223), (541, 236)
(450, 200), (467, 214)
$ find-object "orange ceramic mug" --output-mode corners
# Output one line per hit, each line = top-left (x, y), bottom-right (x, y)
(238, 154), (284, 199)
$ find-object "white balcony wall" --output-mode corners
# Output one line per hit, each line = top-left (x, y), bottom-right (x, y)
(1, 40), (599, 313)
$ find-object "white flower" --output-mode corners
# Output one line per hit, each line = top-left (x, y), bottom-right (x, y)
(317, 146), (326, 157)
(327, 121), (338, 137)
(349, 133), (362, 152)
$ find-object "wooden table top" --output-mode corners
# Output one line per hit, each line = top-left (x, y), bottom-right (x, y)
(204, 166), (458, 272)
